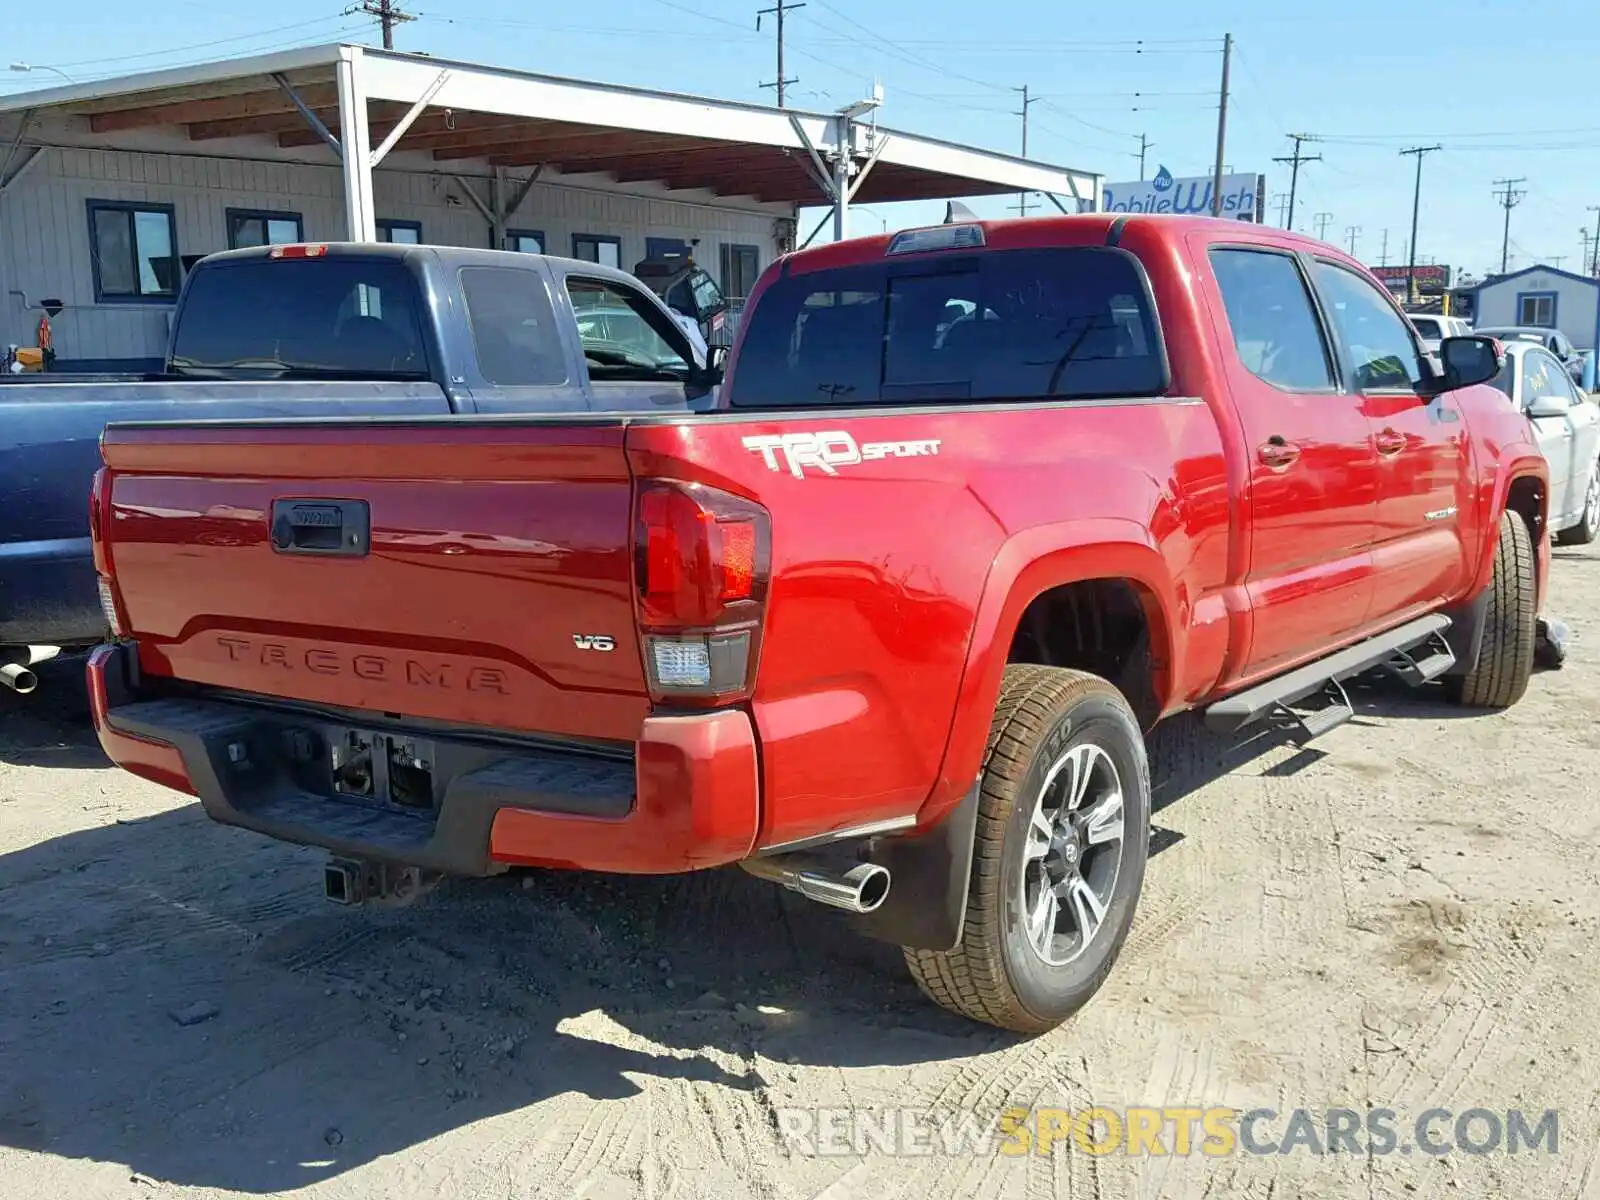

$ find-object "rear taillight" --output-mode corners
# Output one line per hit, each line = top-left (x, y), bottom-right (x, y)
(634, 481), (770, 702)
(90, 467), (126, 637)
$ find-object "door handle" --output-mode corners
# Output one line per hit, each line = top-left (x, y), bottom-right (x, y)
(1257, 436), (1300, 468)
(1375, 428), (1407, 456)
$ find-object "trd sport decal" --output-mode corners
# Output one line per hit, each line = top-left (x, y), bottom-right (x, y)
(743, 431), (942, 478)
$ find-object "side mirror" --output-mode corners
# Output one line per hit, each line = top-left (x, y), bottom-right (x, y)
(1429, 336), (1501, 394)
(1527, 392), (1569, 419)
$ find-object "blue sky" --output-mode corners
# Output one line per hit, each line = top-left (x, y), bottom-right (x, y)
(6, 0), (1598, 279)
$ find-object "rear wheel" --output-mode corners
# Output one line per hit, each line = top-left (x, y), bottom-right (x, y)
(1555, 462), (1600, 546)
(903, 665), (1150, 1034)
(1447, 509), (1537, 708)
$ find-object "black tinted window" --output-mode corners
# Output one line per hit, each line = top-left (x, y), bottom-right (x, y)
(170, 259), (428, 379)
(460, 266), (567, 386)
(728, 247), (1165, 408)
(1209, 249), (1335, 391)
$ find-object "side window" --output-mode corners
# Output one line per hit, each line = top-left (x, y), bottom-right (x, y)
(1522, 352), (1569, 410)
(1310, 261), (1424, 392)
(565, 276), (688, 377)
(460, 267), (567, 387)
(1410, 317), (1441, 340)
(1208, 249), (1335, 391)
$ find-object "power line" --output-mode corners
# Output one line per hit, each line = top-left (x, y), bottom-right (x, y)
(1492, 176), (1527, 275)
(1399, 145), (1442, 305)
(1271, 133), (1321, 230)
(348, 0), (413, 49)
(25, 14), (355, 69)
(756, 0), (804, 107)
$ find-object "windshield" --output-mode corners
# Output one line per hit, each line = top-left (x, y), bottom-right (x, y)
(170, 259), (430, 380)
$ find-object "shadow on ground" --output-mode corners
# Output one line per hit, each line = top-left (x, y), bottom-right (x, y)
(0, 668), (1530, 1190)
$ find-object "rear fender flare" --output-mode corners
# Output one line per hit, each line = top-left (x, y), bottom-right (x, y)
(922, 519), (1179, 830)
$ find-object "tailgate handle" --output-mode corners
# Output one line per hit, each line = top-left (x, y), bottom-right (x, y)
(270, 499), (370, 557)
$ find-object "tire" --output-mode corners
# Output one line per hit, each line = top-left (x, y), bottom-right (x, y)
(1447, 509), (1537, 709)
(903, 665), (1151, 1034)
(1554, 461), (1600, 546)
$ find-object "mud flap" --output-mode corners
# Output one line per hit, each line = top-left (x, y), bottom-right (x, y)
(1439, 590), (1489, 678)
(849, 784), (979, 952)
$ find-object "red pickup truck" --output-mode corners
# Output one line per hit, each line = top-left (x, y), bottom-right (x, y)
(87, 216), (1547, 1034)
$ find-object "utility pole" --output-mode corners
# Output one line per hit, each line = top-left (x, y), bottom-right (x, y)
(351, 0), (413, 49)
(756, 0), (804, 107)
(1379, 229), (1391, 266)
(1345, 225), (1361, 257)
(1136, 133), (1152, 181)
(1272, 192), (1290, 226)
(1313, 212), (1333, 241)
(1492, 176), (1527, 275)
(1272, 133), (1322, 231)
(1551, 255), (1567, 270)
(1209, 33), (1232, 217)
(1011, 85), (1039, 217)
(1583, 230), (1594, 277)
(1588, 205), (1600, 276)
(1400, 145), (1442, 306)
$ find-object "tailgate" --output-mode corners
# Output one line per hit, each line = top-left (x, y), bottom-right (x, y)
(100, 421), (649, 742)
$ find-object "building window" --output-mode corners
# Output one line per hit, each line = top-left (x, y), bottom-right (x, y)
(573, 233), (622, 269)
(720, 243), (761, 300)
(88, 200), (180, 303)
(377, 219), (423, 244)
(227, 208), (304, 249)
(1517, 291), (1557, 328)
(504, 229), (545, 254)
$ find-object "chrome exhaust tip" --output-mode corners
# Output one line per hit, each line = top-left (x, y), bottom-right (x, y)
(740, 853), (891, 914)
(0, 663), (38, 695)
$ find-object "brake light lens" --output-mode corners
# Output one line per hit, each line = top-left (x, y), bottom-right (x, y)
(89, 467), (127, 636)
(635, 481), (770, 702)
(268, 244), (330, 259)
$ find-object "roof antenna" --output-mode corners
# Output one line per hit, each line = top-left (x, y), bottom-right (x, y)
(944, 201), (978, 224)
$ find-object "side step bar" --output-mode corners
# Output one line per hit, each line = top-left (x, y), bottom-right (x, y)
(1204, 614), (1454, 738)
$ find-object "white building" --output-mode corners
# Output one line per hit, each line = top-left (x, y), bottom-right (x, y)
(1473, 264), (1600, 353)
(0, 44), (1100, 369)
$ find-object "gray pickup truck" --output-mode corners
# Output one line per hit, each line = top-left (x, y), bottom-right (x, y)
(1, 243), (719, 692)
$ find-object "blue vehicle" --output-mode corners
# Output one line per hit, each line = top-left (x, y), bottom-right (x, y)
(0, 242), (719, 692)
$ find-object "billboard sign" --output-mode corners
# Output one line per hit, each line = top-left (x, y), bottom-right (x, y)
(1370, 265), (1452, 296)
(1102, 165), (1264, 222)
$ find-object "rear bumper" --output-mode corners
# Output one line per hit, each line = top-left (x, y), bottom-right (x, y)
(87, 644), (760, 876)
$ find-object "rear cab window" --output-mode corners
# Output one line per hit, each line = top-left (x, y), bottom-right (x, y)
(170, 257), (429, 380)
(728, 246), (1167, 408)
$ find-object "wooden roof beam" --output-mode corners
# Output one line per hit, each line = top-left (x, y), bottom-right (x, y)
(444, 130), (709, 164)
(89, 83), (340, 133)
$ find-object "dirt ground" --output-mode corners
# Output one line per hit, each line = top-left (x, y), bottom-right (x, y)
(2, 550), (1598, 1200)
